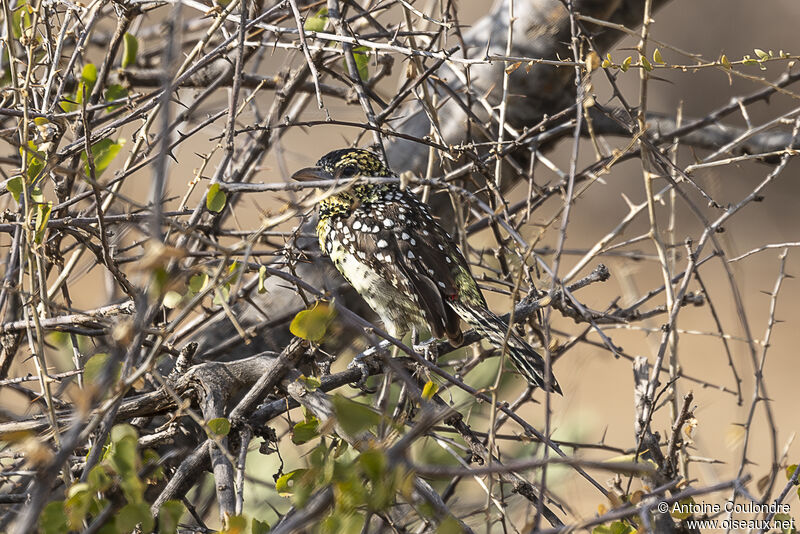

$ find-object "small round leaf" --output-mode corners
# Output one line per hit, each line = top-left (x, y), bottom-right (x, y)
(206, 183), (227, 213)
(122, 33), (138, 68)
(207, 417), (231, 436)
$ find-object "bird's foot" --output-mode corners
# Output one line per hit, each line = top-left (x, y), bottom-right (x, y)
(415, 340), (439, 364)
(347, 354), (376, 393)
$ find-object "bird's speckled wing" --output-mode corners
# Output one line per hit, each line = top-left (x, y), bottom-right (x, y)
(348, 187), (485, 344)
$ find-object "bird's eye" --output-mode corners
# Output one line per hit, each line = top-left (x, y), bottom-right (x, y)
(338, 164), (358, 178)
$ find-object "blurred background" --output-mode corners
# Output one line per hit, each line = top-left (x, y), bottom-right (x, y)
(2, 0), (799, 529)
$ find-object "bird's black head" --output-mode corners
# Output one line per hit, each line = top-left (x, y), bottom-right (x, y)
(292, 148), (392, 182)
(292, 148), (395, 219)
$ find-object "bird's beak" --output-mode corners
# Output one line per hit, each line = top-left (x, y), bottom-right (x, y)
(291, 166), (332, 182)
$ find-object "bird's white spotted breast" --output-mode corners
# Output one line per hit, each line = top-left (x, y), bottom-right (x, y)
(328, 241), (426, 338)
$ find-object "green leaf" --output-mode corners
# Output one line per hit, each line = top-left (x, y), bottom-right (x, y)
(84, 353), (119, 384)
(119, 469), (146, 504)
(309, 441), (330, 470)
(142, 449), (165, 482)
(76, 63), (98, 106)
(6, 176), (22, 203)
(370, 470), (400, 511)
(304, 7), (328, 32)
(333, 438), (349, 458)
(332, 394), (381, 436)
(11, 6), (25, 40)
(40, 501), (68, 534)
(11, 6), (34, 42)
(104, 84), (128, 111)
(258, 265), (268, 294)
(150, 266), (170, 297)
(640, 55), (653, 71)
(298, 374), (321, 391)
(117, 502), (154, 533)
(65, 483), (93, 530)
(252, 518), (271, 534)
(87, 496), (109, 519)
(188, 272), (209, 294)
(31, 186), (44, 203)
(75, 83), (88, 106)
(96, 518), (117, 534)
(87, 465), (112, 492)
(421, 380), (439, 401)
(66, 482), (90, 499)
(122, 33), (138, 68)
(292, 417), (320, 444)
(592, 521), (636, 534)
(34, 201), (52, 244)
(213, 285), (230, 306)
(290, 301), (336, 342)
(110, 422), (138, 445)
(774, 513), (797, 534)
(653, 48), (665, 64)
(227, 260), (241, 284)
(358, 448), (386, 481)
(82, 138), (124, 177)
(21, 140), (45, 182)
(601, 59), (611, 68)
(754, 48), (769, 60)
(670, 497), (695, 520)
(158, 500), (185, 534)
(620, 56), (632, 72)
(109, 424), (140, 482)
(206, 182), (227, 212)
(162, 290), (183, 309)
(207, 417), (231, 436)
(786, 464), (798, 483)
(275, 468), (306, 496)
(92, 138), (124, 175)
(60, 93), (78, 112)
(81, 63), (97, 86)
(351, 46), (370, 81)
(436, 517), (464, 534)
(322, 511), (363, 534)
(221, 515), (247, 534)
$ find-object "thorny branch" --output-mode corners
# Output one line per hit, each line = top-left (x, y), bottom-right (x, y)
(0, 0), (798, 532)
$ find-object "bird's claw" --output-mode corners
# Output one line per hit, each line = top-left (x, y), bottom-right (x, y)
(347, 355), (375, 393)
(415, 341), (439, 364)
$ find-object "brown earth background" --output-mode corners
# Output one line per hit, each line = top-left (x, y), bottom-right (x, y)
(2, 0), (799, 529)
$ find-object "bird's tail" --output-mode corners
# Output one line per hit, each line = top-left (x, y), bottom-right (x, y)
(449, 302), (561, 394)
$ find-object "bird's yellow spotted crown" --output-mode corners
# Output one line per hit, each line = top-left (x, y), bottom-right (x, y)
(292, 148), (395, 217)
(315, 148), (392, 178)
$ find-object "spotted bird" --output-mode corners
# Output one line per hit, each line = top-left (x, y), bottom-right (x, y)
(293, 148), (561, 393)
